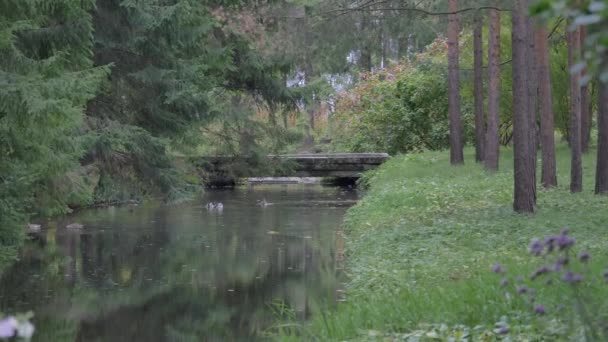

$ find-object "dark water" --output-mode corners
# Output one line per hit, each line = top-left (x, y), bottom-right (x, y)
(0, 185), (357, 341)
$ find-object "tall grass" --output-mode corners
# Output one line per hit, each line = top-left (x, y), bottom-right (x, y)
(277, 145), (608, 340)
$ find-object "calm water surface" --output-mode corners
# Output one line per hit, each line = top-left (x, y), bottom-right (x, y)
(0, 184), (358, 341)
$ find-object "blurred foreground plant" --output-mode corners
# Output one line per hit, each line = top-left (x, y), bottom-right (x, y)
(0, 313), (34, 341)
(493, 228), (608, 340)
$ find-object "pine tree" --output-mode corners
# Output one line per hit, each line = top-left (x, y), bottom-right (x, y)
(0, 0), (106, 244)
(447, 0), (464, 165)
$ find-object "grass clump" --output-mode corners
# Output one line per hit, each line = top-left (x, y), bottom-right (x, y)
(281, 146), (608, 341)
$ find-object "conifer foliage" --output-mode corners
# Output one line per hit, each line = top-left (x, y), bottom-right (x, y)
(0, 0), (107, 243)
(1, 0), (298, 250)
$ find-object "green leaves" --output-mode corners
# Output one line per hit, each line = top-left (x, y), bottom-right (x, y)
(533, 0), (608, 80)
(331, 63), (469, 155)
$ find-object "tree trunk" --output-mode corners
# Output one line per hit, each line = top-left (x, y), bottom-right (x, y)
(282, 73), (289, 128)
(360, 13), (372, 73)
(447, 0), (464, 165)
(484, 7), (501, 171)
(596, 79), (608, 193)
(473, 10), (485, 163)
(536, 25), (558, 188)
(568, 28), (583, 193)
(512, 0), (535, 213)
(398, 34), (409, 60)
(304, 10), (316, 142)
(526, 1), (538, 202)
(580, 27), (591, 153)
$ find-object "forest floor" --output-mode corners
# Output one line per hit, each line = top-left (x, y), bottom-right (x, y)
(277, 145), (608, 341)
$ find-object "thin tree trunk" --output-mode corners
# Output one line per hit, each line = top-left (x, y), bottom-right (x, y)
(526, 3), (538, 202)
(282, 73), (289, 128)
(304, 9), (316, 141)
(580, 27), (591, 153)
(473, 10), (485, 163)
(485, 7), (500, 171)
(596, 79), (608, 193)
(512, 0), (535, 213)
(448, 0), (464, 165)
(536, 25), (558, 188)
(398, 34), (409, 60)
(360, 13), (372, 73)
(568, 28), (583, 193)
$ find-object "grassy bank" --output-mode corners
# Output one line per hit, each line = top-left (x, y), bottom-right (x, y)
(280, 146), (608, 340)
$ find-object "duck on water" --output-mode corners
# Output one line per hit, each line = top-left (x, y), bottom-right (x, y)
(205, 202), (224, 212)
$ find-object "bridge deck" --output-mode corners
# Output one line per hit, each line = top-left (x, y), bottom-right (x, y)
(199, 153), (390, 179)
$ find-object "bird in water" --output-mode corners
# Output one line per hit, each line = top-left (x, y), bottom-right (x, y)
(205, 202), (223, 212)
(27, 223), (41, 233)
(66, 223), (84, 230)
(257, 199), (271, 207)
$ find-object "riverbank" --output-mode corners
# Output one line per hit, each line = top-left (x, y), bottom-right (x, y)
(285, 146), (608, 340)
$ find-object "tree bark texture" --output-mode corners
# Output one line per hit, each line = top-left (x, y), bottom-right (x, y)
(360, 13), (372, 73)
(536, 26), (558, 188)
(596, 79), (608, 193)
(447, 0), (464, 165)
(484, 7), (501, 171)
(526, 4), (538, 202)
(473, 11), (485, 163)
(580, 27), (591, 153)
(568, 28), (583, 193)
(512, 0), (535, 213)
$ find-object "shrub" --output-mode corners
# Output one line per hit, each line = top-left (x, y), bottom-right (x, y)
(331, 62), (474, 154)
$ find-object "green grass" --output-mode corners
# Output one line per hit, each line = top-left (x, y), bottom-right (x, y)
(278, 145), (608, 341)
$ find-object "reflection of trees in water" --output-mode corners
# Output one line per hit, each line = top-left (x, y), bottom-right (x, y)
(68, 225), (338, 341)
(0, 201), (347, 341)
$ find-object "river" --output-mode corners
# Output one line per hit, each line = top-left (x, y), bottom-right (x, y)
(0, 184), (358, 341)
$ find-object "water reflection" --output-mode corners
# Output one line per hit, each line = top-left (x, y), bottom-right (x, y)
(0, 184), (357, 341)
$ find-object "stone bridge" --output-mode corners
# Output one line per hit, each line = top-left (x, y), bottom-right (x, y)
(197, 153), (390, 182)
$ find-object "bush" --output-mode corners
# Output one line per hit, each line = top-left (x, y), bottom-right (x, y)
(331, 62), (474, 154)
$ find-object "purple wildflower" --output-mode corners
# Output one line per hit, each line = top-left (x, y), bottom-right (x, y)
(563, 272), (583, 284)
(556, 233), (575, 250)
(492, 264), (504, 274)
(553, 256), (569, 271)
(517, 285), (528, 294)
(500, 278), (509, 287)
(545, 236), (557, 252)
(579, 251), (590, 263)
(496, 325), (509, 335)
(0, 317), (17, 338)
(529, 239), (544, 256)
(531, 266), (551, 280)
(534, 304), (547, 315)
